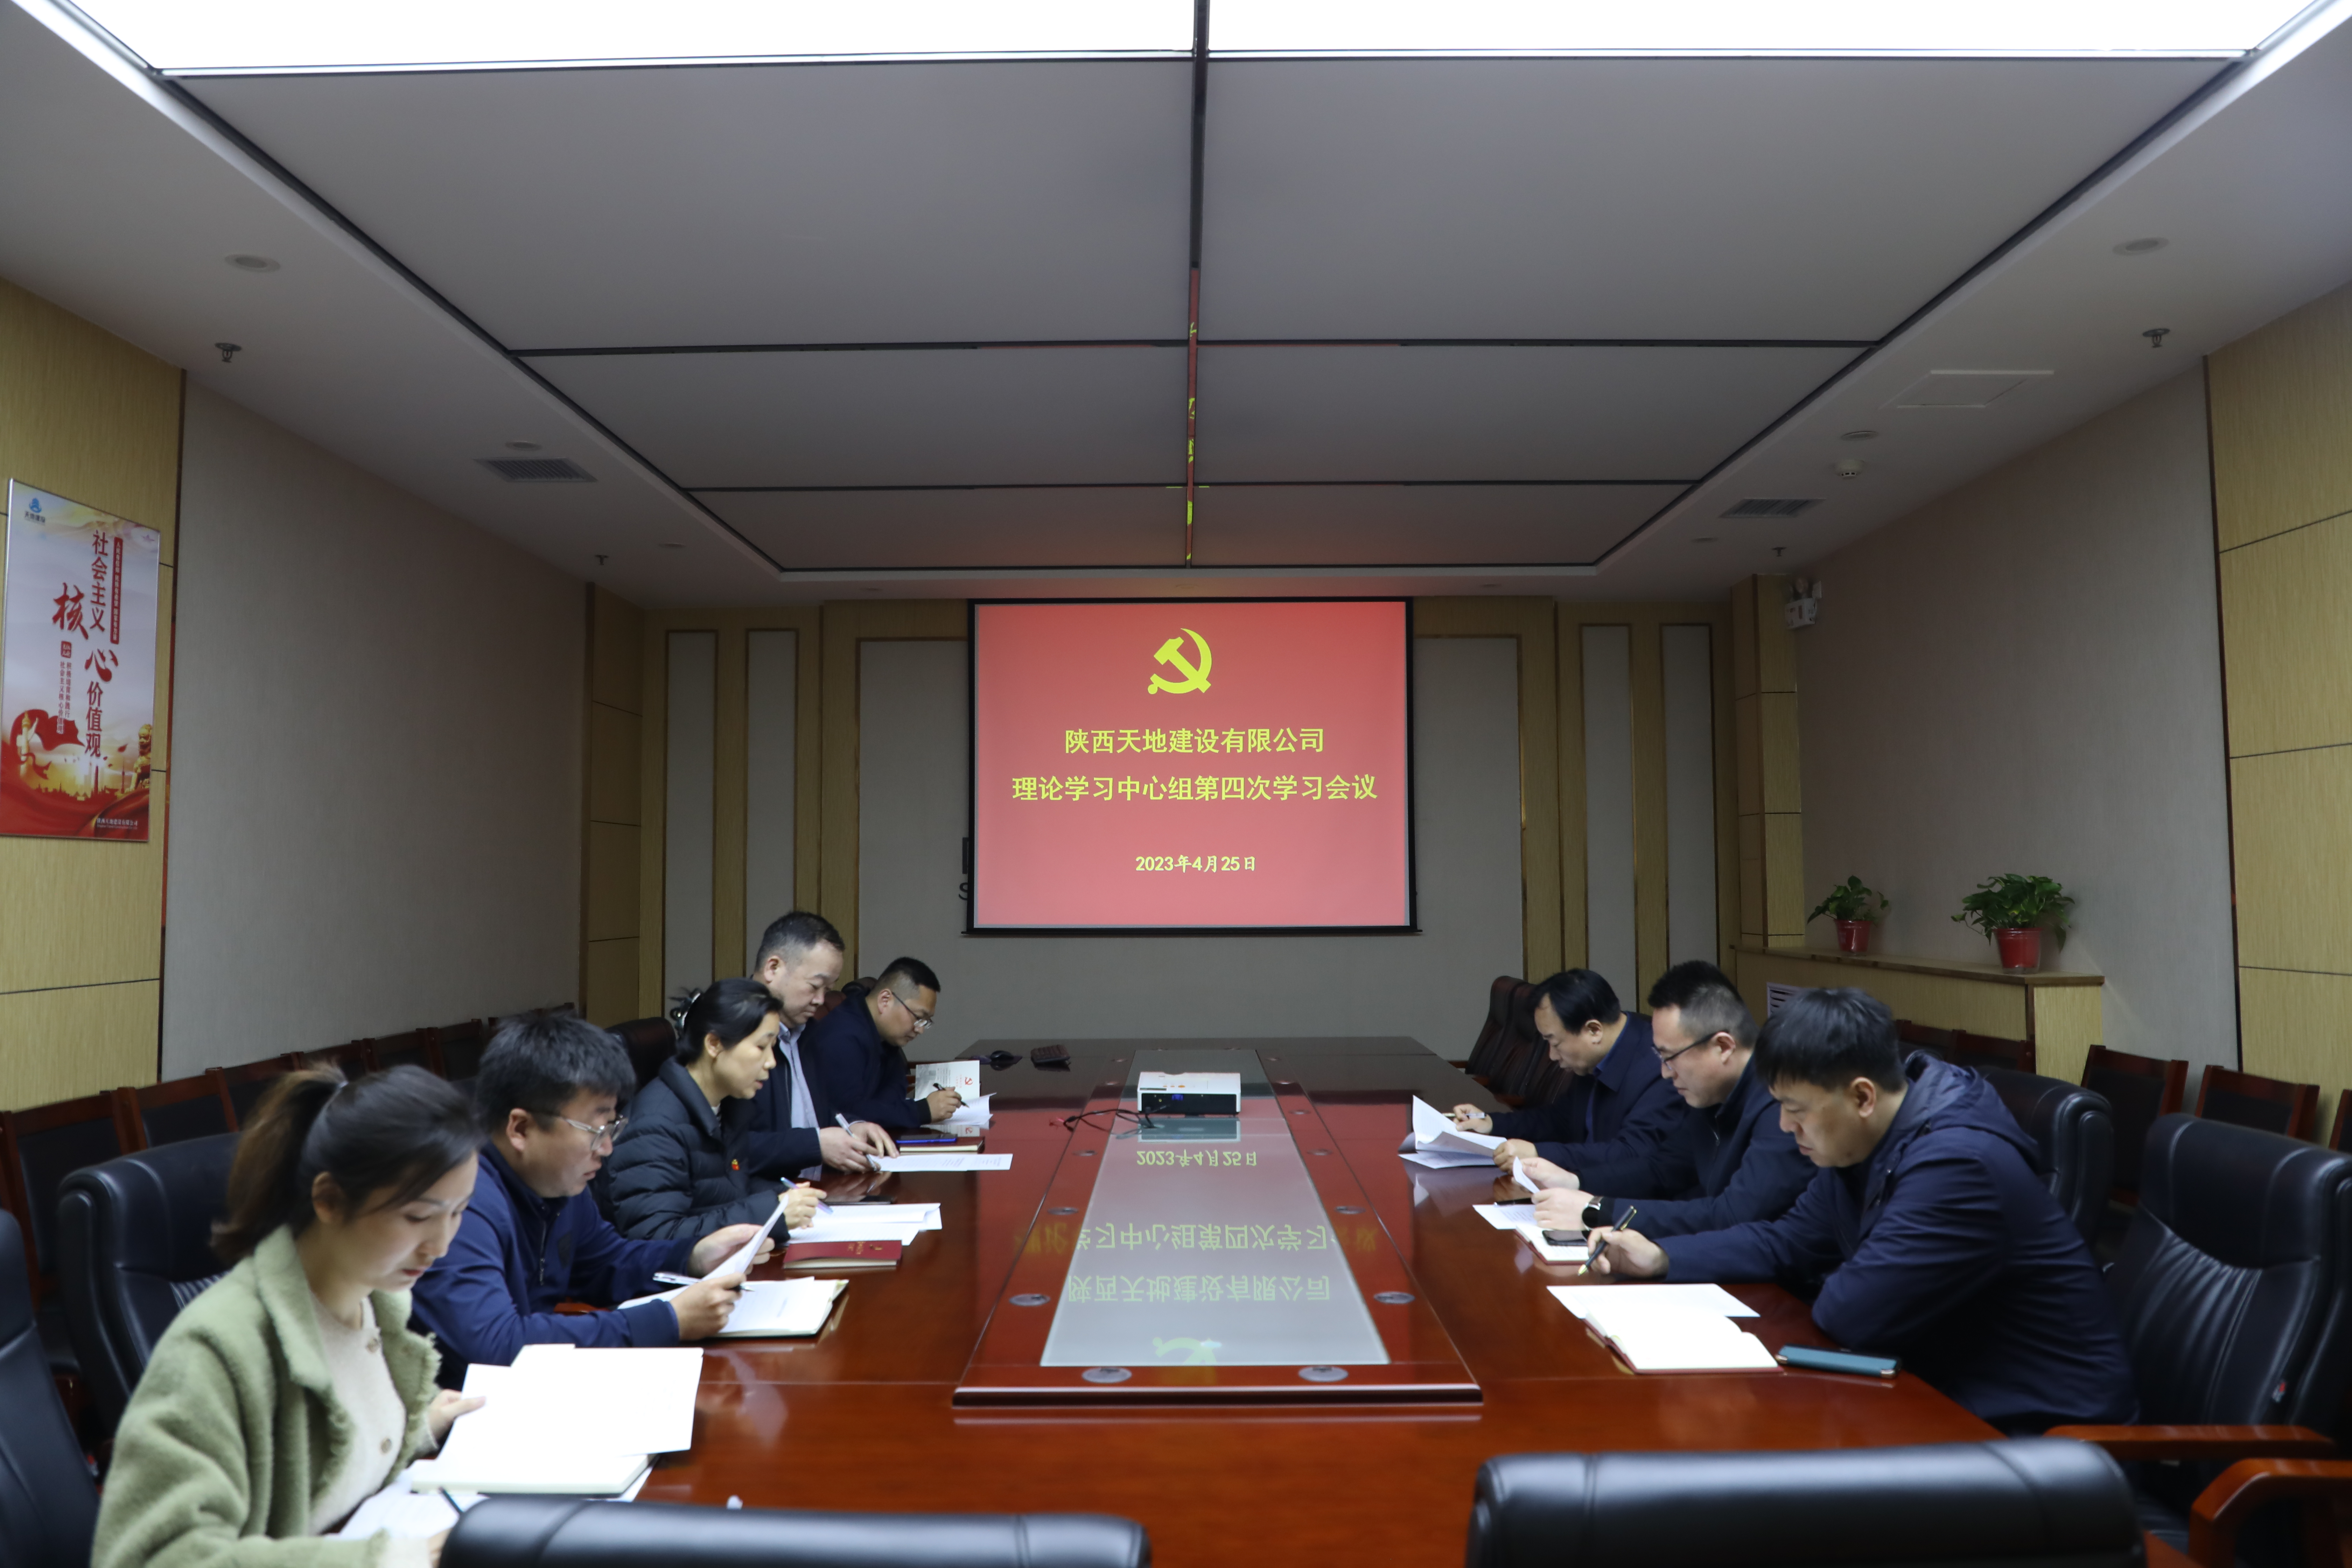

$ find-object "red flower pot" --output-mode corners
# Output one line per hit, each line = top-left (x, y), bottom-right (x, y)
(1994, 927), (2042, 973)
(1834, 919), (1873, 954)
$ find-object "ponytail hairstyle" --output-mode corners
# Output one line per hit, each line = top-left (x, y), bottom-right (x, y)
(669, 978), (783, 1066)
(214, 1064), (479, 1264)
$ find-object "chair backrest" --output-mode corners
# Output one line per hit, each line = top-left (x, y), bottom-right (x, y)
(304, 1041), (377, 1079)
(217, 1054), (302, 1124)
(2197, 1063), (2320, 1141)
(446, 1495), (1148, 1568)
(1464, 1439), (2140, 1568)
(1465, 975), (1522, 1079)
(1978, 1066), (2113, 1245)
(439, 1020), (493, 1083)
(2080, 1045), (2188, 1196)
(0, 1092), (135, 1291)
(371, 1028), (444, 1077)
(2109, 1113), (2352, 1429)
(1946, 1029), (2035, 1076)
(810, 989), (850, 1028)
(118, 1070), (238, 1149)
(1895, 1018), (1956, 1054)
(609, 1018), (677, 1091)
(56, 1133), (237, 1434)
(0, 1211), (100, 1567)
(2334, 1088), (2351, 1153)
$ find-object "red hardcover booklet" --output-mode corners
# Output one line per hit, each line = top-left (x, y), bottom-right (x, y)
(777, 1240), (903, 1270)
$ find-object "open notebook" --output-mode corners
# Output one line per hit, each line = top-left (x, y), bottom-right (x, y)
(1549, 1286), (1777, 1373)
(618, 1275), (847, 1338)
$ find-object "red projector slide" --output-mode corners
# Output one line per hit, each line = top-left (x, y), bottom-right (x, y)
(969, 599), (1413, 931)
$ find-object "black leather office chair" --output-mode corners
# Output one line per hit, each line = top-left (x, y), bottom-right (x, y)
(56, 1132), (237, 1434)
(1980, 1066), (2114, 1246)
(0, 1211), (100, 1568)
(1464, 1439), (2140, 1568)
(2049, 1114), (2352, 1559)
(445, 1496), (1149, 1568)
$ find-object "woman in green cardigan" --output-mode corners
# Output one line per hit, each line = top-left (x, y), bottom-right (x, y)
(95, 1064), (485, 1568)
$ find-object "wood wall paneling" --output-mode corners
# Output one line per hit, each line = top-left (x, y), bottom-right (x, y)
(2207, 284), (2352, 552)
(580, 586), (644, 1024)
(2217, 516), (2352, 759)
(2236, 966), (2351, 1147)
(0, 278), (183, 1109)
(1730, 576), (1805, 952)
(2210, 275), (2352, 1129)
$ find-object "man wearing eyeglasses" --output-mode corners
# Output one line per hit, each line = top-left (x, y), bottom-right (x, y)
(806, 956), (961, 1130)
(1526, 961), (1814, 1240)
(412, 1012), (776, 1386)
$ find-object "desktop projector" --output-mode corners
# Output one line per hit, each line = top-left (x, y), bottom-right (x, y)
(1136, 1070), (1241, 1116)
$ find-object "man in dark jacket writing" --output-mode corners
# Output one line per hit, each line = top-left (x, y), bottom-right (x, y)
(1528, 960), (1814, 1238)
(1585, 986), (2137, 1434)
(1446, 969), (1685, 1175)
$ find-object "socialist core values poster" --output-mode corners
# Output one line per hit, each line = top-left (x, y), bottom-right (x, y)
(0, 481), (161, 840)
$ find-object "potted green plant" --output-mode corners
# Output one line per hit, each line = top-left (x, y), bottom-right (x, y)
(1952, 874), (2073, 973)
(1808, 876), (1890, 954)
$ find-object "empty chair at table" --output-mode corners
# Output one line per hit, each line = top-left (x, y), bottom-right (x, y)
(2080, 1045), (2187, 1205)
(0, 1209), (100, 1568)
(117, 1070), (239, 1148)
(1465, 1440), (2141, 1568)
(2196, 1063), (2319, 1140)
(444, 1494), (1149, 1568)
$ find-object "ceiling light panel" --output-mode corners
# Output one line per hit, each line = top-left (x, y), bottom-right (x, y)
(1191, 484), (1682, 566)
(78, 0), (1194, 72)
(704, 488), (1185, 570)
(533, 346), (1188, 489)
(187, 61), (1193, 346)
(1199, 56), (2222, 340)
(1213, 0), (2295, 54)
(1194, 344), (1858, 483)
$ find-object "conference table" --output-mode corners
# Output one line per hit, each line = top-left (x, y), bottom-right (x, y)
(637, 1038), (1993, 1564)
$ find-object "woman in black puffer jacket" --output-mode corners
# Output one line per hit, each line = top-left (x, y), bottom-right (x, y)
(608, 979), (822, 1241)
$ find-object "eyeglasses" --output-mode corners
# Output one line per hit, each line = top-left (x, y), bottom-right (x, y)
(1652, 1034), (1721, 1067)
(881, 989), (933, 1032)
(559, 1114), (627, 1149)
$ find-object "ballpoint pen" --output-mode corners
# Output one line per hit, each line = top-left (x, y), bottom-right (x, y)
(1578, 1206), (1639, 1277)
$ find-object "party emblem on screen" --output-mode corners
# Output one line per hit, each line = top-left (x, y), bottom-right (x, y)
(1147, 628), (1213, 695)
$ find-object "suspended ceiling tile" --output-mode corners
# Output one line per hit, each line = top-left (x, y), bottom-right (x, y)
(704, 487), (1184, 570)
(1195, 344), (1857, 483)
(535, 346), (1189, 487)
(1199, 56), (2223, 341)
(1191, 484), (1682, 566)
(188, 60), (1195, 347)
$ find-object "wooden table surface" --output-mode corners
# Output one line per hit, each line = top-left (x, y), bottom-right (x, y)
(638, 1040), (1994, 1563)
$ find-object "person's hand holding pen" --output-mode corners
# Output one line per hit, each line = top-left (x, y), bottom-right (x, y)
(1448, 1105), (1494, 1135)
(782, 1182), (824, 1231)
(1580, 1210), (1667, 1281)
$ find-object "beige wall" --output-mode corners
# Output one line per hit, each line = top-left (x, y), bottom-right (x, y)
(1793, 368), (2236, 1082)
(160, 385), (583, 1072)
(0, 277), (182, 1112)
(2210, 278), (2352, 1144)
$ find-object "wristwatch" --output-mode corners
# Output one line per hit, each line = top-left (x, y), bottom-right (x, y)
(1582, 1197), (1610, 1231)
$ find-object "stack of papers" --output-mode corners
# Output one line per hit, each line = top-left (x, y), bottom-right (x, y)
(1547, 1284), (1777, 1372)
(1400, 1097), (1506, 1168)
(619, 1275), (849, 1338)
(876, 1151), (1013, 1172)
(795, 1202), (941, 1245)
(408, 1344), (704, 1494)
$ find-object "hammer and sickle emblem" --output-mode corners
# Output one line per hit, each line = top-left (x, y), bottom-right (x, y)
(1148, 629), (1213, 694)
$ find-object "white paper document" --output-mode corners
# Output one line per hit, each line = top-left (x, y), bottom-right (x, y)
(875, 1152), (1012, 1171)
(1547, 1283), (1757, 1320)
(1510, 1156), (1540, 1195)
(798, 1202), (940, 1236)
(912, 1060), (981, 1100)
(1471, 1202), (1538, 1230)
(708, 1190), (791, 1279)
(935, 1092), (992, 1132)
(618, 1275), (848, 1337)
(1402, 1097), (1506, 1166)
(1561, 1298), (1778, 1372)
(335, 1474), (466, 1539)
(418, 1343), (704, 1493)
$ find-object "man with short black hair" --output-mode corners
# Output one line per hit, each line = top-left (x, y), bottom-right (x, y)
(744, 910), (896, 1176)
(1446, 969), (1684, 1175)
(411, 1012), (774, 1384)
(806, 956), (956, 1130)
(1585, 986), (2137, 1433)
(1530, 960), (1813, 1237)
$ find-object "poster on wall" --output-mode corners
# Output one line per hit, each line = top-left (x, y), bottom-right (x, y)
(1, 480), (161, 841)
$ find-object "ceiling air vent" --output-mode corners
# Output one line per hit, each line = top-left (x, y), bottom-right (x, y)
(478, 456), (594, 483)
(1721, 498), (1818, 519)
